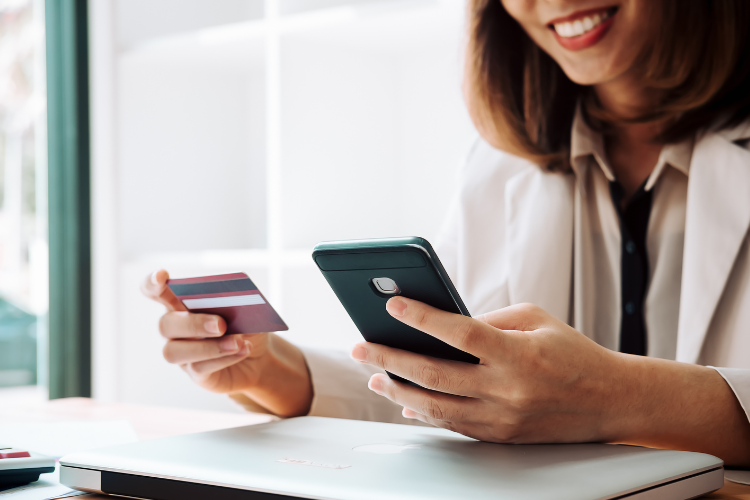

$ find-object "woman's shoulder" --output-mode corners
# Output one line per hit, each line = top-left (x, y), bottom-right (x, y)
(712, 118), (750, 149)
(461, 136), (538, 188)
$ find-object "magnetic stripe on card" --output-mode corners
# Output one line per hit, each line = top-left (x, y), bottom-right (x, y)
(182, 294), (266, 309)
(169, 278), (257, 297)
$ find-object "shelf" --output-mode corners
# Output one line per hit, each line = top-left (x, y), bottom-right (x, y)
(279, 0), (400, 16)
(115, 0), (265, 50)
(280, 0), (464, 52)
(122, 249), (314, 269)
(120, 0), (462, 64)
(121, 18), (267, 71)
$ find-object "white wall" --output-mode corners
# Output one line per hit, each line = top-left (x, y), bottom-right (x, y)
(90, 0), (477, 412)
(118, 54), (267, 256)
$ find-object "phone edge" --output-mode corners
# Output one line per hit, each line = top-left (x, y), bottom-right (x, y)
(311, 237), (471, 317)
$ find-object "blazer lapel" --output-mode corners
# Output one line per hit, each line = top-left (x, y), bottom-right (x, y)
(505, 168), (575, 323)
(676, 130), (750, 363)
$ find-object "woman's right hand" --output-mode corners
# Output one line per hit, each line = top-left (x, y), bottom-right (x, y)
(141, 269), (313, 417)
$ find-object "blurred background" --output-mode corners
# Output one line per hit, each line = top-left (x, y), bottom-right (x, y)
(0, 0), (47, 392)
(0, 0), (476, 412)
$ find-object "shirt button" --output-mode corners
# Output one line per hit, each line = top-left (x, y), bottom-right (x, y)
(626, 241), (636, 254)
(625, 302), (636, 315)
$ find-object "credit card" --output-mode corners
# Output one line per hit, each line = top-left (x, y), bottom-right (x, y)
(166, 272), (288, 334)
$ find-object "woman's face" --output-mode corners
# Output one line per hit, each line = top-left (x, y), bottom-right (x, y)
(501, 0), (655, 86)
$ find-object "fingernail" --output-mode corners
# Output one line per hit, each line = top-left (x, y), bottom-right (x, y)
(219, 336), (239, 353)
(368, 376), (384, 395)
(386, 297), (407, 317)
(351, 345), (367, 362)
(151, 270), (160, 286)
(239, 340), (251, 355)
(205, 320), (221, 335)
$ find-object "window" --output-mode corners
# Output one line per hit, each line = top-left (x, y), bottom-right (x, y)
(90, 0), (475, 411)
(0, 0), (47, 390)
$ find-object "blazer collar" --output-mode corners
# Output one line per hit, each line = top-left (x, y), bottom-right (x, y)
(570, 105), (693, 195)
(676, 124), (750, 362)
(506, 119), (750, 361)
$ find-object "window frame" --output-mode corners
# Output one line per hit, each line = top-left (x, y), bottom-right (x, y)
(45, 0), (91, 399)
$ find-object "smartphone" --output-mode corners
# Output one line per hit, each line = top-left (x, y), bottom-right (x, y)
(312, 237), (479, 384)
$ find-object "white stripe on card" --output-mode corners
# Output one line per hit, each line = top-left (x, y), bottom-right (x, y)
(183, 294), (266, 309)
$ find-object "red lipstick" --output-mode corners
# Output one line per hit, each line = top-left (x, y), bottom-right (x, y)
(549, 6), (618, 51)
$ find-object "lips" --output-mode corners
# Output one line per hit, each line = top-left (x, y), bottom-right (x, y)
(548, 6), (618, 51)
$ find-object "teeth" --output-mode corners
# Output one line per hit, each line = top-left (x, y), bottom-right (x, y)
(553, 9), (611, 38)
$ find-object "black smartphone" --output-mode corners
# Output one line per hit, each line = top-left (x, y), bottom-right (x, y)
(312, 237), (479, 384)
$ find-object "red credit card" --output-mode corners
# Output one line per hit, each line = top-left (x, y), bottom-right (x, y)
(166, 272), (288, 334)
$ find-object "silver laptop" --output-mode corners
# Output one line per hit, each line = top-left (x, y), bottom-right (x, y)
(60, 416), (723, 500)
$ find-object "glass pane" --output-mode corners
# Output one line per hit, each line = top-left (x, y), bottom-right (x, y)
(0, 0), (47, 389)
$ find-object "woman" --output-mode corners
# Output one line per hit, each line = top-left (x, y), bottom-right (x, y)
(143, 0), (750, 465)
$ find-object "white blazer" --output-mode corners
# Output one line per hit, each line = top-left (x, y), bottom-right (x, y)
(433, 123), (750, 421)
(233, 121), (750, 429)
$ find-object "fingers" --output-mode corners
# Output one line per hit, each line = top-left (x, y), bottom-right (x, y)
(400, 407), (483, 437)
(368, 373), (478, 424)
(474, 303), (549, 332)
(402, 407), (421, 419)
(159, 311), (227, 340)
(184, 343), (251, 382)
(163, 336), (247, 365)
(351, 342), (483, 397)
(402, 407), (452, 429)
(385, 297), (503, 356)
(141, 269), (185, 312)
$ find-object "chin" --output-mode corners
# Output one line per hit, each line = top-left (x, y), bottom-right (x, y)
(564, 74), (607, 86)
(557, 65), (615, 86)
(554, 52), (626, 87)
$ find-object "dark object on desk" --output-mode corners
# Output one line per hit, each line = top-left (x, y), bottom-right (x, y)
(725, 469), (750, 486)
(0, 445), (56, 489)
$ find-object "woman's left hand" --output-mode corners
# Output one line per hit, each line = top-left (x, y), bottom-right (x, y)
(350, 297), (750, 465)
(350, 298), (632, 444)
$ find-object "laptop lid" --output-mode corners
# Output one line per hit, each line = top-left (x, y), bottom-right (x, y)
(59, 416), (723, 500)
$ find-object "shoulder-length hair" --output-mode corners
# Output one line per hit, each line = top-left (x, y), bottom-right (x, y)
(464, 0), (750, 170)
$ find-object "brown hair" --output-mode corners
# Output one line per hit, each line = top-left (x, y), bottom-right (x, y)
(464, 0), (750, 170)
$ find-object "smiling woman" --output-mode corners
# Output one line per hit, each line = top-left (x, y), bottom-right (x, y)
(549, 7), (617, 49)
(142, 0), (750, 473)
(464, 0), (750, 170)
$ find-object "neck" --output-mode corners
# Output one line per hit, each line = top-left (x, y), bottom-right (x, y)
(593, 77), (670, 147)
(594, 78), (667, 201)
(593, 76), (663, 122)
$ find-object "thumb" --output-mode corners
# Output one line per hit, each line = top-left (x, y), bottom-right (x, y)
(140, 269), (186, 312)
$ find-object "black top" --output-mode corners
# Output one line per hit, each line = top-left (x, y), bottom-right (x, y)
(609, 181), (653, 356)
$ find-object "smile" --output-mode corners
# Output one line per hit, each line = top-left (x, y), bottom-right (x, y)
(548, 6), (618, 50)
